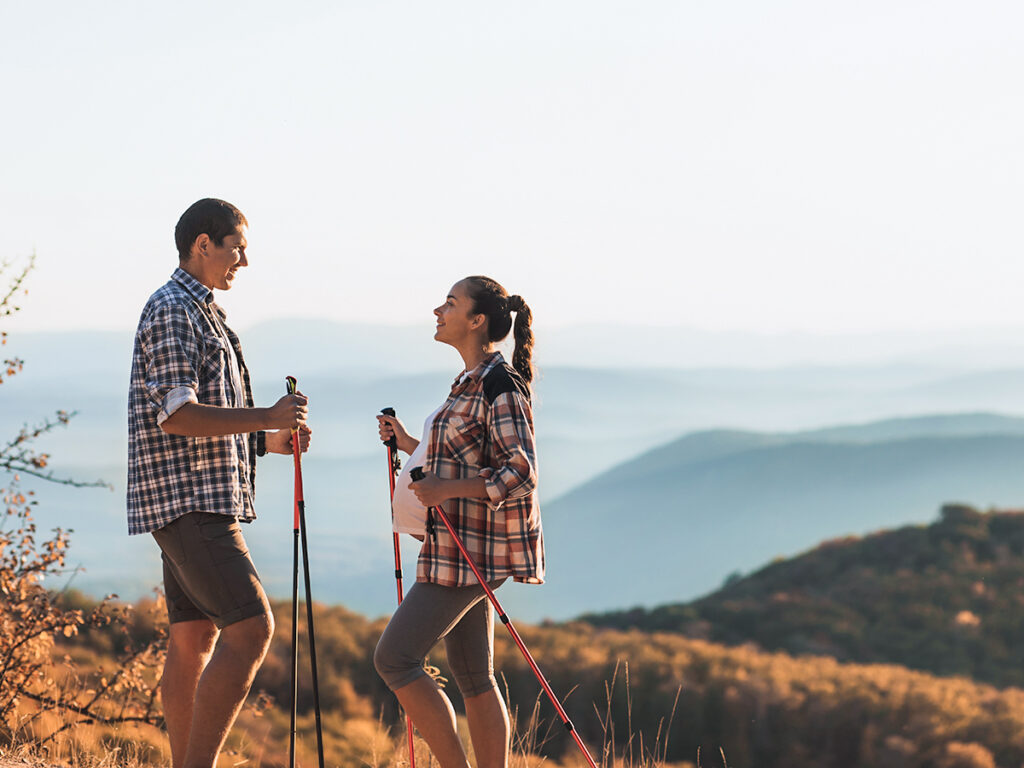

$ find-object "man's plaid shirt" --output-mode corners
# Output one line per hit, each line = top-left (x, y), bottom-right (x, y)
(419, 351), (545, 587)
(127, 268), (257, 535)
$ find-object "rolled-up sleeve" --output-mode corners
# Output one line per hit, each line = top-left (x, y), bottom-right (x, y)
(157, 386), (199, 425)
(482, 391), (538, 505)
(140, 305), (202, 424)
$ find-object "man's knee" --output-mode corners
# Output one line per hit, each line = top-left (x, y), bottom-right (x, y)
(169, 619), (218, 659)
(219, 612), (274, 662)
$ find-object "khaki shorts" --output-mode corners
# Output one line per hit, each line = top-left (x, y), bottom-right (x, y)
(152, 512), (270, 629)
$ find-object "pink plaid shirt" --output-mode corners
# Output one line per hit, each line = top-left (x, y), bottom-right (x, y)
(419, 351), (545, 587)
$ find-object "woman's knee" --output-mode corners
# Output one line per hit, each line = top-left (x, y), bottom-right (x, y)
(375, 631), (431, 691)
(453, 670), (498, 698)
(372, 635), (394, 679)
(448, 640), (497, 697)
(375, 633), (411, 679)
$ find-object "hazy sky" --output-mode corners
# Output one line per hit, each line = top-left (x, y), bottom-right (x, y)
(2, 1), (1022, 335)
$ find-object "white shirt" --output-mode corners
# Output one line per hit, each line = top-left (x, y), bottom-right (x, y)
(391, 404), (444, 535)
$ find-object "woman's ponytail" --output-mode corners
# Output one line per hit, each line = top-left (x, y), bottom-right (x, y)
(465, 277), (535, 384)
(507, 295), (534, 384)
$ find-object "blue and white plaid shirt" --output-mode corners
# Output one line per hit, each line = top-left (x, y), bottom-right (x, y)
(127, 268), (257, 535)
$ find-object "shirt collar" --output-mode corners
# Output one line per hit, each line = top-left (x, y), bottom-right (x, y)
(451, 351), (503, 392)
(171, 267), (214, 305)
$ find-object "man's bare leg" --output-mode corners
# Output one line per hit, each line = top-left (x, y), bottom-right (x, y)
(162, 620), (219, 768)
(180, 612), (275, 768)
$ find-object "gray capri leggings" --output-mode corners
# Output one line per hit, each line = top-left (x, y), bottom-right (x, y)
(374, 578), (507, 698)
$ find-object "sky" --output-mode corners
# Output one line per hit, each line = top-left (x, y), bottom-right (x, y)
(2, 1), (1023, 336)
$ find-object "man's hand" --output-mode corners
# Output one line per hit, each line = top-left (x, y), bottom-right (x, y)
(266, 393), (308, 431)
(265, 425), (312, 455)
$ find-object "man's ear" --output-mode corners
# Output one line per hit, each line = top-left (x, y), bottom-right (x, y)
(189, 233), (211, 261)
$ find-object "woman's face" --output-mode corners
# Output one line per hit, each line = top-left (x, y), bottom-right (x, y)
(434, 280), (483, 346)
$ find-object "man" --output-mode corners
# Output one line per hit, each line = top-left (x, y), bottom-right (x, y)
(127, 198), (311, 768)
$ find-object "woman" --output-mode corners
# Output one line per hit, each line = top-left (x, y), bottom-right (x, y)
(375, 275), (543, 768)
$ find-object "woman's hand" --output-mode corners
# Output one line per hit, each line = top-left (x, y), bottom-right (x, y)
(266, 424), (312, 455)
(377, 413), (418, 455)
(409, 470), (452, 508)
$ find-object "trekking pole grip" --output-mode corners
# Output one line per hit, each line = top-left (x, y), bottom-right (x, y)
(410, 466), (424, 482)
(380, 407), (398, 449)
(285, 375), (300, 435)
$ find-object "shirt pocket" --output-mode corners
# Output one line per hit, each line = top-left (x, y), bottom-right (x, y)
(445, 414), (486, 468)
(201, 335), (231, 396)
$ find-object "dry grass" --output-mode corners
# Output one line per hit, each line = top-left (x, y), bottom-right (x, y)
(0, 665), (700, 768)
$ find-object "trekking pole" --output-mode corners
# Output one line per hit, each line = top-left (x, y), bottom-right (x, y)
(286, 376), (325, 768)
(380, 407), (417, 768)
(288, 388), (300, 768)
(409, 466), (598, 768)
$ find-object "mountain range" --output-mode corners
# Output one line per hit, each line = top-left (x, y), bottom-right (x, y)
(7, 325), (1024, 622)
(534, 414), (1024, 619)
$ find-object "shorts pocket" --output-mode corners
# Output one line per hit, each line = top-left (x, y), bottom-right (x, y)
(196, 513), (250, 564)
(153, 519), (190, 568)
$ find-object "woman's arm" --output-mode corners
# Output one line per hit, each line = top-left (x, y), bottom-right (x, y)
(410, 473), (488, 508)
(377, 413), (419, 455)
(411, 390), (538, 508)
(480, 390), (538, 504)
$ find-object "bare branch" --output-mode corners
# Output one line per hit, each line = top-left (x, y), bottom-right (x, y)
(0, 253), (34, 321)
(0, 411), (111, 489)
(0, 461), (110, 489)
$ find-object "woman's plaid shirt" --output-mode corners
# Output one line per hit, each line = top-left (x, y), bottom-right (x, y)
(127, 268), (257, 535)
(419, 351), (545, 587)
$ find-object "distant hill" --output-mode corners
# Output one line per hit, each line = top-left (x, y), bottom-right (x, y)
(21, 410), (1024, 623)
(580, 504), (1024, 689)
(535, 416), (1024, 619)
(13, 319), (1024, 622)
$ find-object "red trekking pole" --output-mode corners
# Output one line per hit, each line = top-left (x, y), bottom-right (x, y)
(287, 377), (324, 768)
(380, 407), (417, 768)
(409, 466), (598, 768)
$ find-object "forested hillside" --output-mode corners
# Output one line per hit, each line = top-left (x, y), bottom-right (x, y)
(51, 593), (1024, 768)
(581, 504), (1024, 689)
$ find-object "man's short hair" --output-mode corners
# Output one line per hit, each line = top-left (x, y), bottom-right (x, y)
(175, 198), (248, 261)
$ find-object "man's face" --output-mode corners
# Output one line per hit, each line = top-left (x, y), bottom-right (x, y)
(193, 226), (248, 291)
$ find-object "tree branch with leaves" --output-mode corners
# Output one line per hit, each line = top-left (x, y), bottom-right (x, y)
(0, 255), (165, 744)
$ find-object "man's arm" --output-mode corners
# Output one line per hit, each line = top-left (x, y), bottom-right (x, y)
(160, 394), (308, 437)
